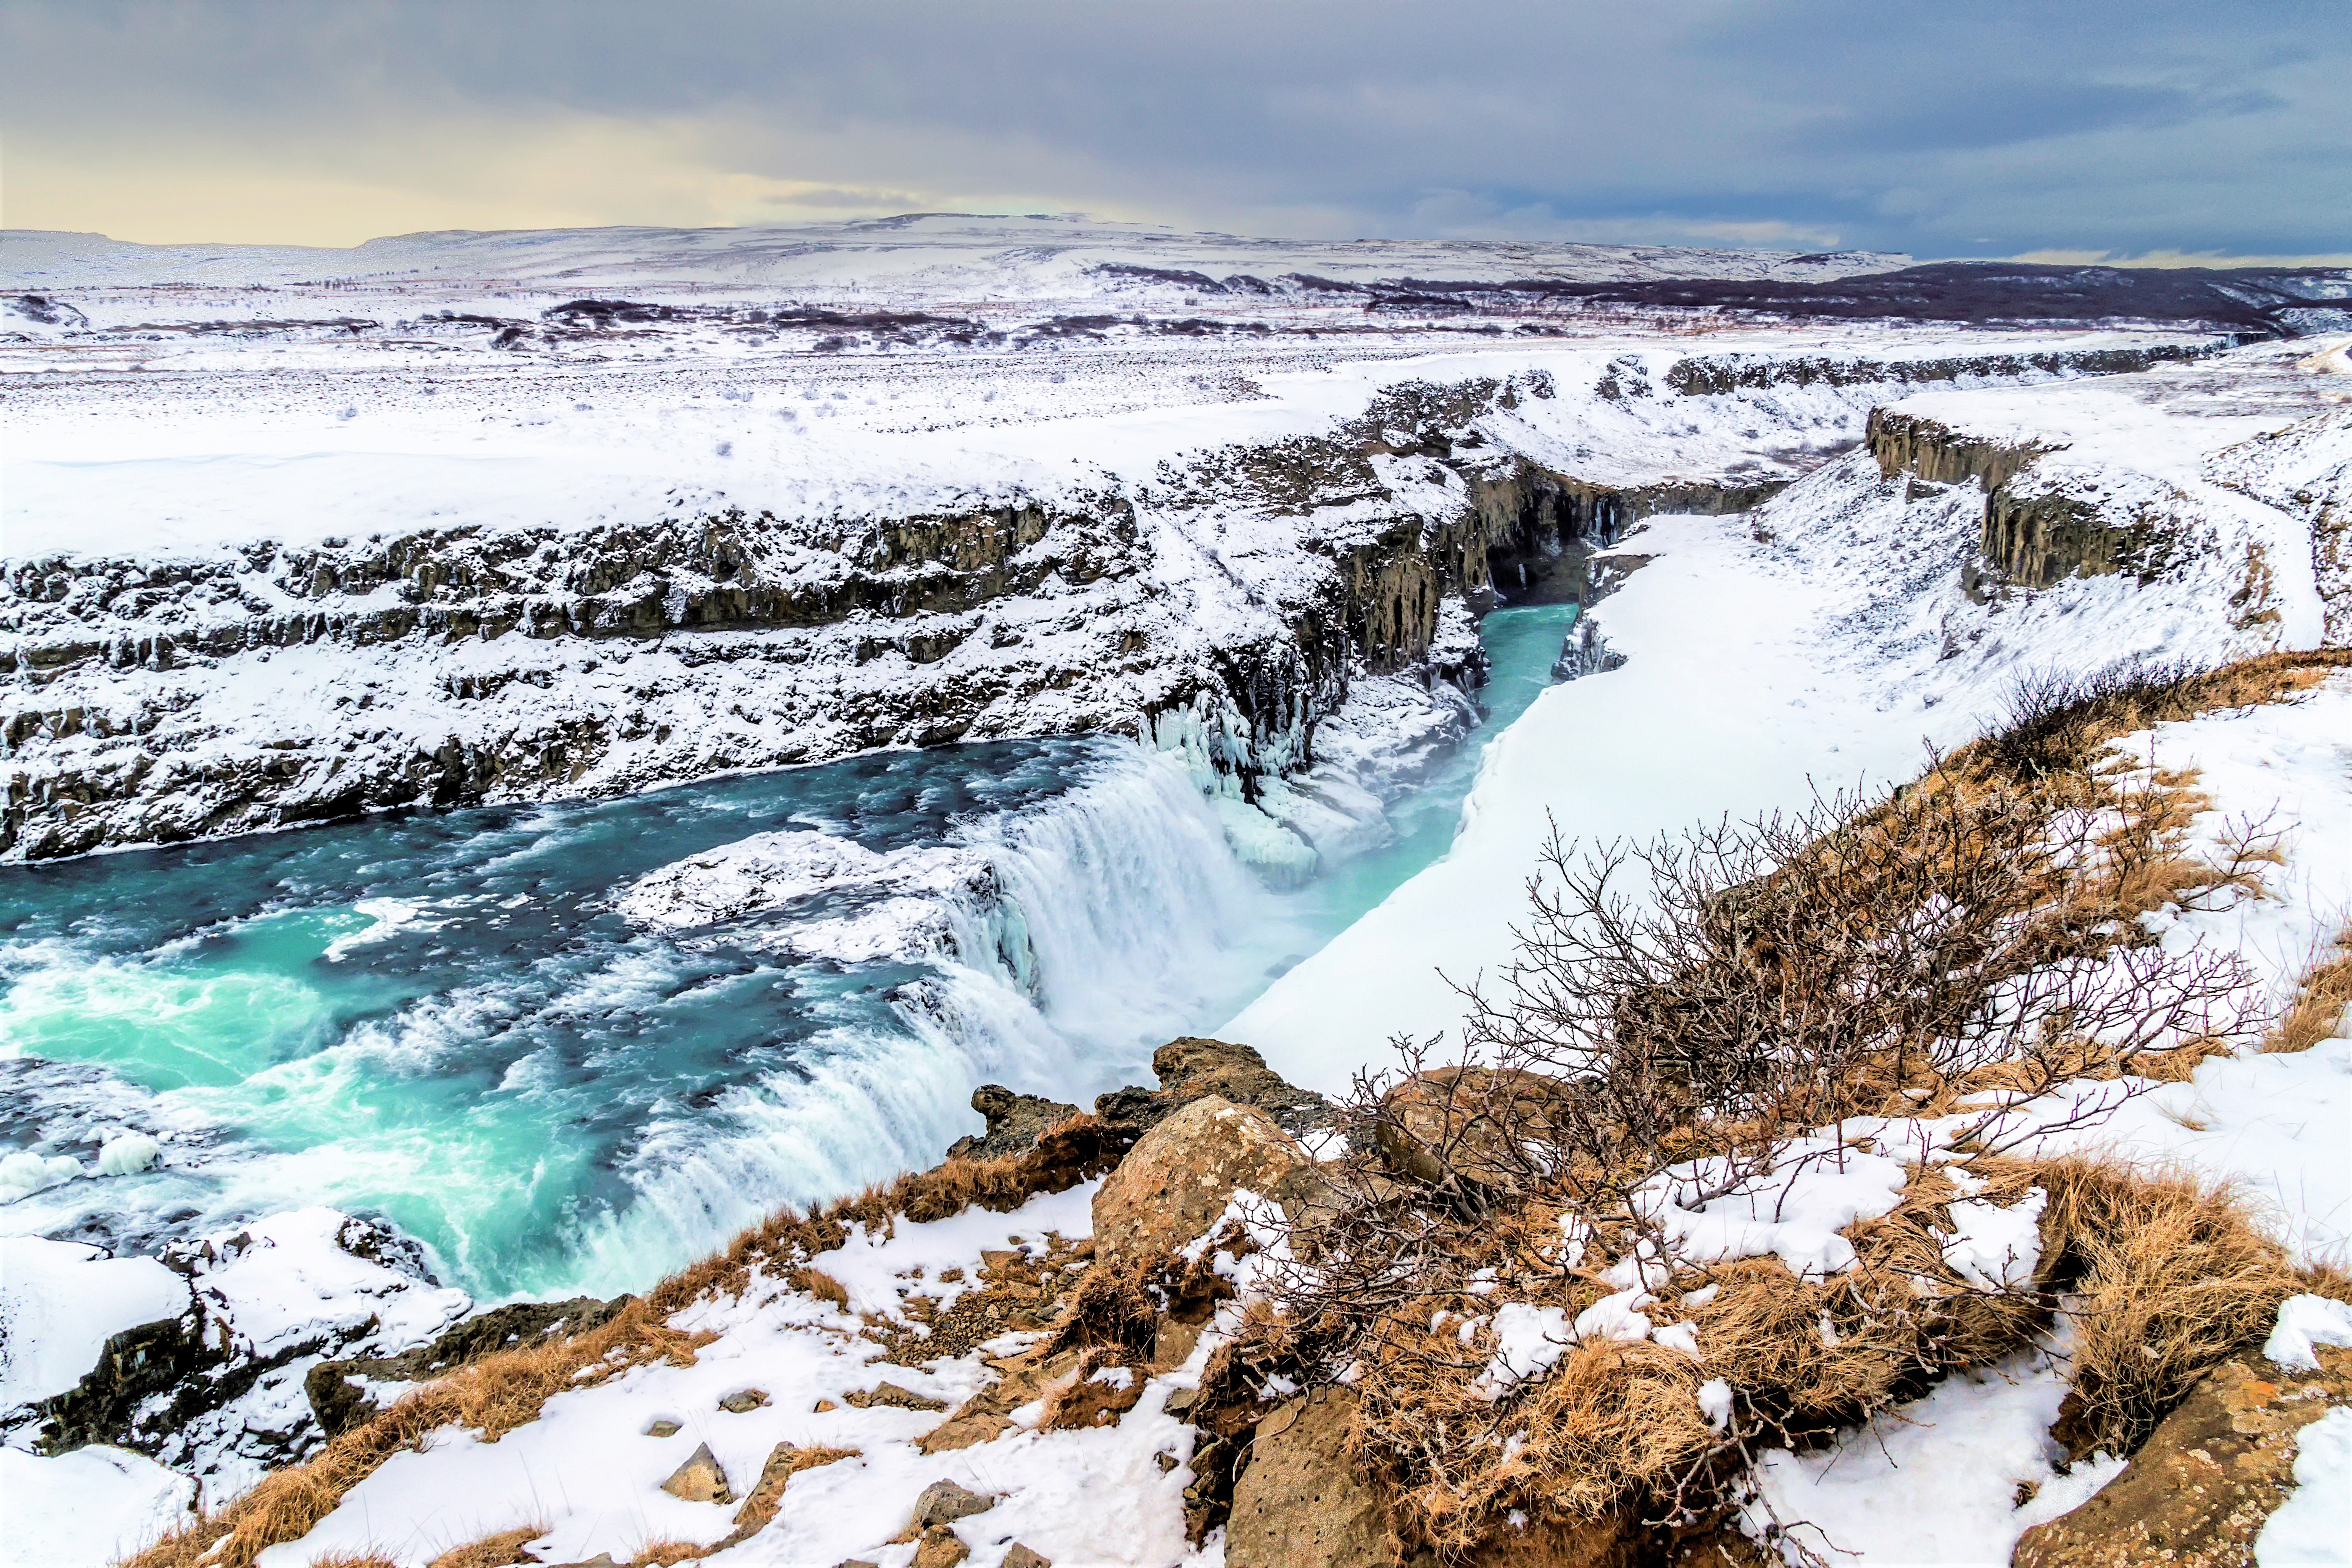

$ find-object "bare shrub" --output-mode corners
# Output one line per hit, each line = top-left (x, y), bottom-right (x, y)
(1986, 655), (2205, 779)
(1435, 760), (2258, 1229)
(1243, 727), (2279, 1556)
(1974, 649), (2351, 783)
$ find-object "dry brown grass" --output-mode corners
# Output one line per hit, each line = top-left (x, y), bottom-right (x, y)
(2269, 926), (2352, 1053)
(789, 1265), (851, 1309)
(1962, 650), (2351, 783)
(426, 1527), (546, 1568)
(628, 1544), (708, 1568)
(2031, 1157), (2311, 1458)
(651, 1113), (1120, 1310)
(311, 1556), (402, 1568)
(120, 1118), (1116, 1568)
(124, 1297), (707, 1568)
(1242, 654), (2352, 1560)
(1252, 1162), (2059, 1559)
(423, 1533), (545, 1568)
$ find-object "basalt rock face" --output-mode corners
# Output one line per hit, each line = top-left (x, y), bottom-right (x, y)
(1865, 409), (2175, 593)
(10, 351), (2122, 860)
(1665, 342), (2212, 398)
(1866, 408), (2057, 494)
(4, 399), (1514, 856)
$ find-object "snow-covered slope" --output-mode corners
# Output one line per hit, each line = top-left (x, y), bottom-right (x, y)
(1230, 337), (2352, 1087)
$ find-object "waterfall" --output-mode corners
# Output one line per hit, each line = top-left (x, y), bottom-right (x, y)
(557, 743), (1281, 1296)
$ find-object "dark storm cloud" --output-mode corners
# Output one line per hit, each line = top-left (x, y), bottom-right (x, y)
(2, 0), (2343, 257)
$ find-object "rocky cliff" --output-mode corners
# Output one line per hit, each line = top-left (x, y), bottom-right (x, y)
(6, 342), (2227, 860)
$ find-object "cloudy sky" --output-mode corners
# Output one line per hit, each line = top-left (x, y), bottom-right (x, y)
(4, 0), (2344, 261)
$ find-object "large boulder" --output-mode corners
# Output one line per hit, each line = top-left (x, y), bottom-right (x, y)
(1227, 1387), (1636, 1568)
(1092, 1096), (1309, 1266)
(1374, 1066), (1574, 1191)
(2012, 1342), (2352, 1567)
(1227, 1388), (1393, 1568)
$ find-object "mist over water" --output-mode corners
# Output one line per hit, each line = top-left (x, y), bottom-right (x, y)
(0, 603), (1575, 1300)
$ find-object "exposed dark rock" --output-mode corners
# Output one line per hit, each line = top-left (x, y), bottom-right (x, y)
(947, 1084), (1082, 1162)
(1093, 1037), (1333, 1144)
(30, 1308), (208, 1456)
(1868, 407), (2183, 593)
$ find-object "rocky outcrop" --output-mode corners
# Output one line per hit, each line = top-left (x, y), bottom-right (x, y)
(1090, 1097), (1309, 1266)
(1979, 477), (2183, 590)
(22, 1211), (469, 1485)
(1866, 408), (2057, 494)
(946, 1086), (1083, 1162)
(2012, 1343), (2352, 1567)
(1867, 409), (2182, 593)
(1093, 1037), (1333, 1143)
(1667, 343), (2210, 398)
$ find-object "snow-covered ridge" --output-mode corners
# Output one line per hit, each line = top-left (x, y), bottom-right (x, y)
(3, 323), (2223, 861)
(3, 215), (1911, 297)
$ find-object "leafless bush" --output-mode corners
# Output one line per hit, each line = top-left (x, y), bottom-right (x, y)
(1989, 655), (2204, 779)
(1435, 761), (2259, 1229)
(1240, 751), (2270, 1559)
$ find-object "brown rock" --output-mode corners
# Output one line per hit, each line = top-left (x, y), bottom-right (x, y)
(658, 1441), (733, 1505)
(1003, 1547), (1053, 1568)
(1471, 1517), (1634, 1568)
(845, 1381), (948, 1412)
(1154, 1037), (1332, 1131)
(912, 1525), (971, 1568)
(919, 1346), (1080, 1455)
(1093, 1096), (1309, 1266)
(1153, 1316), (1206, 1373)
(910, 1478), (996, 1529)
(644, 1418), (681, 1437)
(2012, 1345), (2352, 1567)
(1227, 1387), (1393, 1568)
(717, 1386), (770, 1413)
(1374, 1067), (1573, 1191)
(948, 1084), (1082, 1161)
